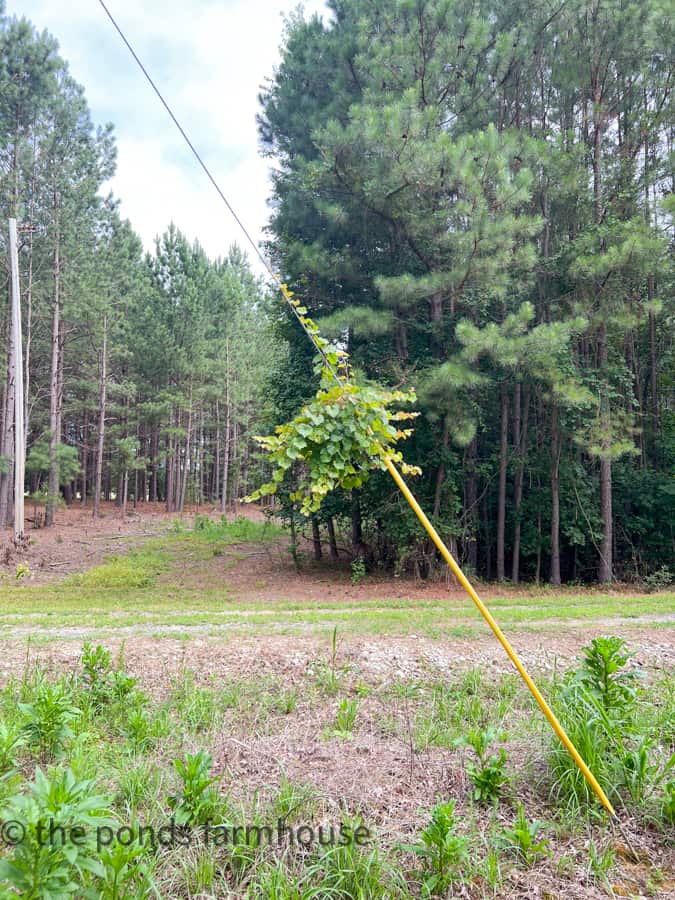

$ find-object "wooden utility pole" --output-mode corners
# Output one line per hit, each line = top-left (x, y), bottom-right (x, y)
(9, 218), (25, 541)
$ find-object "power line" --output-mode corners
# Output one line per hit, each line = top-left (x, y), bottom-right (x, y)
(95, 0), (341, 382)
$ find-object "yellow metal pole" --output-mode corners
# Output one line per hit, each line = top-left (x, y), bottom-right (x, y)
(382, 454), (616, 817)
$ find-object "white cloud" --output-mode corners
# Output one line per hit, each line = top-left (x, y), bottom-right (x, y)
(6, 0), (330, 267)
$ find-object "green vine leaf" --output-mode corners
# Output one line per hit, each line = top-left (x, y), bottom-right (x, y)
(246, 364), (420, 515)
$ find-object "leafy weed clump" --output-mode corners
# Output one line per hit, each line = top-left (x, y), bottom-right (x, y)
(549, 636), (673, 817)
(405, 800), (469, 896)
(456, 726), (510, 804)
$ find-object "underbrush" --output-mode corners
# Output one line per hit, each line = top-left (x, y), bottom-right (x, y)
(186, 513), (285, 545)
(0, 636), (672, 898)
(56, 515), (283, 594)
(63, 549), (168, 590)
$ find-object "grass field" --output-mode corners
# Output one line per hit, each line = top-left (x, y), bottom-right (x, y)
(0, 512), (673, 898)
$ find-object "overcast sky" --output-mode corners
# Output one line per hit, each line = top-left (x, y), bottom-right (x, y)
(6, 0), (330, 266)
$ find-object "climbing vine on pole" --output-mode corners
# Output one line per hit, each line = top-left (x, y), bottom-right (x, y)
(246, 281), (421, 515)
(247, 365), (420, 515)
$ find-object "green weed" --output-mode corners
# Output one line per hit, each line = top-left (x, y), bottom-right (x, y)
(168, 749), (222, 826)
(500, 803), (549, 866)
(19, 678), (80, 759)
(405, 800), (469, 896)
(65, 549), (166, 589)
(457, 726), (510, 804)
(0, 767), (114, 898)
(351, 556), (367, 585)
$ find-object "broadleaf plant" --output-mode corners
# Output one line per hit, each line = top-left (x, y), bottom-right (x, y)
(247, 361), (420, 515)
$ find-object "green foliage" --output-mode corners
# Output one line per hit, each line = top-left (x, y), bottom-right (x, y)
(500, 803), (549, 866)
(96, 839), (157, 900)
(331, 697), (359, 738)
(661, 780), (675, 826)
(19, 679), (80, 759)
(456, 726), (510, 804)
(643, 566), (673, 592)
(0, 719), (24, 776)
(350, 556), (366, 585)
(169, 671), (222, 734)
(80, 643), (113, 710)
(306, 822), (406, 899)
(574, 636), (639, 715)
(191, 514), (284, 543)
(248, 372), (419, 515)
(26, 440), (81, 487)
(549, 636), (674, 814)
(314, 626), (345, 695)
(586, 839), (615, 888)
(258, 0), (674, 585)
(405, 800), (469, 896)
(66, 550), (166, 589)
(168, 749), (221, 826)
(0, 767), (114, 898)
(14, 562), (30, 582)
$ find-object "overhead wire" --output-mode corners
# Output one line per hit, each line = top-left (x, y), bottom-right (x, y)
(96, 0), (341, 383)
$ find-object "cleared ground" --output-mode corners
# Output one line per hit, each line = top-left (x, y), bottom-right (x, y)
(0, 504), (673, 898)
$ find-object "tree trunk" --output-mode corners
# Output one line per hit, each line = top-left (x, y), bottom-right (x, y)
(550, 405), (561, 586)
(496, 384), (509, 581)
(92, 315), (107, 519)
(326, 516), (339, 559)
(0, 320), (15, 529)
(311, 517), (322, 561)
(511, 384), (530, 583)
(165, 424), (174, 512)
(179, 387), (193, 513)
(121, 467), (128, 520)
(80, 412), (88, 505)
(45, 210), (61, 528)
(213, 400), (220, 502)
(150, 427), (158, 502)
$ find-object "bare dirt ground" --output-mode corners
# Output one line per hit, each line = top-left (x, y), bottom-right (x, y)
(1, 500), (673, 665)
(2, 628), (674, 691)
(0, 501), (192, 583)
(0, 505), (673, 898)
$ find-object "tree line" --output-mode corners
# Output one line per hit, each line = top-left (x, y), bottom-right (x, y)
(0, 9), (278, 526)
(258, 0), (674, 584)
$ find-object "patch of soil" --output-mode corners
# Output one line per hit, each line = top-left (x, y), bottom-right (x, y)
(0, 501), (254, 584)
(2, 628), (674, 692)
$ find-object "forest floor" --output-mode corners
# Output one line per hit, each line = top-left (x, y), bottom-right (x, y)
(0, 504), (673, 898)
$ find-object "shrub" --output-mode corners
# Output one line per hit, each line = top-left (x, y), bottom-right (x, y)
(0, 767), (113, 898)
(351, 556), (366, 585)
(643, 565), (673, 592)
